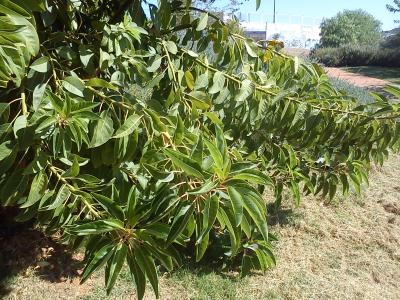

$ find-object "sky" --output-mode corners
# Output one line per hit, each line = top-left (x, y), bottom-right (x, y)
(234, 0), (398, 31)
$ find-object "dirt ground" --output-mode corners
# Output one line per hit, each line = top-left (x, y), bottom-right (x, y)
(246, 155), (400, 300)
(326, 67), (389, 89)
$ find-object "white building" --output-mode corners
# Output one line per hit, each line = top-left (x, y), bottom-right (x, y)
(237, 13), (321, 49)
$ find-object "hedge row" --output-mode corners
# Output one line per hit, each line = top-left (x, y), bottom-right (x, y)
(310, 44), (400, 67)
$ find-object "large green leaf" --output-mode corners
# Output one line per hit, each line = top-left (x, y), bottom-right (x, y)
(20, 171), (47, 208)
(93, 193), (125, 221)
(127, 252), (146, 300)
(0, 140), (13, 161)
(90, 111), (114, 148)
(81, 243), (114, 283)
(69, 219), (124, 235)
(0, 1), (39, 87)
(30, 56), (50, 73)
(167, 203), (195, 245)
(239, 187), (269, 242)
(106, 243), (128, 294)
(227, 186), (244, 226)
(196, 13), (208, 31)
(196, 195), (219, 245)
(164, 148), (204, 179)
(113, 114), (141, 138)
(134, 246), (159, 298)
(44, 184), (71, 210)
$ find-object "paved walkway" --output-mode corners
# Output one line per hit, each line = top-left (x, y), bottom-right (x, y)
(325, 67), (388, 89)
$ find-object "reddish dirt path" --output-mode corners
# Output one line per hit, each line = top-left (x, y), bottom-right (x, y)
(326, 67), (388, 89)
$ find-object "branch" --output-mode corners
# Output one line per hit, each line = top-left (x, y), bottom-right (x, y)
(48, 165), (101, 218)
(180, 49), (400, 120)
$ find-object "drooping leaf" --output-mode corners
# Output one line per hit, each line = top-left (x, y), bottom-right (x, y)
(134, 246), (159, 298)
(196, 195), (219, 244)
(81, 243), (114, 283)
(93, 193), (125, 221)
(68, 219), (124, 235)
(113, 114), (141, 139)
(127, 252), (146, 300)
(20, 171), (48, 208)
(30, 56), (50, 73)
(63, 76), (85, 97)
(209, 71), (225, 94)
(164, 148), (204, 179)
(196, 13), (208, 31)
(167, 203), (195, 245)
(44, 184), (71, 210)
(227, 186), (243, 226)
(0, 140), (13, 161)
(90, 111), (114, 148)
(106, 243), (128, 294)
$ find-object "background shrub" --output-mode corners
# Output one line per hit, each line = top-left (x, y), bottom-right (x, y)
(310, 45), (400, 67)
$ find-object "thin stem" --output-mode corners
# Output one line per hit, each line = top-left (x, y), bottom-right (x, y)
(21, 90), (27, 116)
(88, 86), (133, 111)
(48, 165), (101, 218)
(181, 49), (400, 119)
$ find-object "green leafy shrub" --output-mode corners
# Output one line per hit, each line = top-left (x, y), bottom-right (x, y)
(310, 47), (344, 67)
(1, 1), (400, 299)
(310, 45), (400, 67)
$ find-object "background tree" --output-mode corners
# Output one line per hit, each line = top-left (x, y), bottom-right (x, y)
(194, 0), (247, 15)
(384, 0), (400, 49)
(387, 0), (400, 20)
(319, 9), (382, 48)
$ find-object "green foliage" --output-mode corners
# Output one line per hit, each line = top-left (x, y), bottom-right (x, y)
(1, 1), (400, 299)
(387, 0), (400, 22)
(310, 45), (400, 67)
(319, 10), (382, 48)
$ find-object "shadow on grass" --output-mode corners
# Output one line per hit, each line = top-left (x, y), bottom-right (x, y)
(0, 206), (298, 298)
(0, 207), (83, 298)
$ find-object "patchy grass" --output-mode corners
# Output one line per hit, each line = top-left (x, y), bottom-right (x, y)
(341, 66), (400, 84)
(2, 156), (400, 300)
(330, 77), (375, 104)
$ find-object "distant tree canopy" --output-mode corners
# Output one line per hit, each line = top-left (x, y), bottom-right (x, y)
(194, 0), (245, 15)
(387, 0), (400, 22)
(319, 9), (382, 48)
(387, 0), (400, 14)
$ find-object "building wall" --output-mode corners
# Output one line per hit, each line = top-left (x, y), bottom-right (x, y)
(245, 31), (267, 42)
(238, 14), (321, 49)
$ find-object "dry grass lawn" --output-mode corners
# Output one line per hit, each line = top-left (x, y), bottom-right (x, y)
(1, 156), (400, 300)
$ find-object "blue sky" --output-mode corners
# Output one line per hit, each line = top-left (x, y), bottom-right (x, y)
(233, 0), (398, 30)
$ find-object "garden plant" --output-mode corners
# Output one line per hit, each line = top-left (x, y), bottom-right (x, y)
(1, 0), (400, 298)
